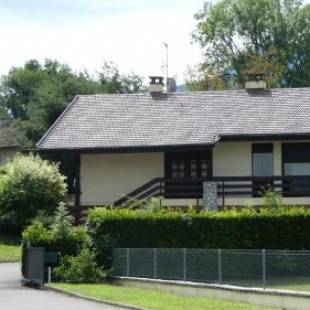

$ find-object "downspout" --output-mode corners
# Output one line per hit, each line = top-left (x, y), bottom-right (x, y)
(75, 152), (81, 208)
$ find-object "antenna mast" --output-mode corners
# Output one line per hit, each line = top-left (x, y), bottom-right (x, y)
(162, 42), (169, 91)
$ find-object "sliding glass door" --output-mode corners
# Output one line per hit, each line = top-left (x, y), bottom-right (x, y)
(252, 144), (273, 196)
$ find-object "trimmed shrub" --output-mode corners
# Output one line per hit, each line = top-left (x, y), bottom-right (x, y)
(0, 154), (67, 230)
(87, 207), (310, 253)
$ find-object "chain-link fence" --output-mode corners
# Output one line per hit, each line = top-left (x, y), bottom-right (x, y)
(113, 248), (310, 290)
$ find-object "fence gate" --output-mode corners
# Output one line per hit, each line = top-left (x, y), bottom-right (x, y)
(23, 247), (44, 287)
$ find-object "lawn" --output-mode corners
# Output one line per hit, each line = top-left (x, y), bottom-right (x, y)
(0, 235), (21, 261)
(53, 283), (275, 310)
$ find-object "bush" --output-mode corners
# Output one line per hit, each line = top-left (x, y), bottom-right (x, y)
(23, 204), (90, 257)
(0, 154), (67, 230)
(53, 248), (106, 283)
(23, 205), (110, 283)
(87, 206), (310, 253)
(262, 188), (283, 208)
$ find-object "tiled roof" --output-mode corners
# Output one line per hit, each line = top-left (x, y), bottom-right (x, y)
(37, 88), (310, 149)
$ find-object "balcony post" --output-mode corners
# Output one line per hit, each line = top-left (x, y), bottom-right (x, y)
(203, 181), (218, 211)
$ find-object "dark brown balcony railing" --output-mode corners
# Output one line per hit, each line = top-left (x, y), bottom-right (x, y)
(113, 176), (310, 207)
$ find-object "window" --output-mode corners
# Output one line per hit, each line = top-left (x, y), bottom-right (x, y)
(282, 143), (310, 196)
(252, 144), (273, 196)
(165, 151), (212, 198)
(284, 162), (310, 176)
(190, 159), (197, 178)
(166, 151), (212, 179)
(201, 160), (208, 178)
(283, 143), (310, 176)
(252, 144), (273, 176)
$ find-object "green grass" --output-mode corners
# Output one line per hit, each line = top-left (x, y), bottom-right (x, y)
(53, 283), (275, 310)
(0, 235), (21, 261)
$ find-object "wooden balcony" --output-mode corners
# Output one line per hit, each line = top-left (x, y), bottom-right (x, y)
(114, 176), (310, 207)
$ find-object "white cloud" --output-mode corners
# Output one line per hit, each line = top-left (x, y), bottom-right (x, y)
(0, 1), (203, 84)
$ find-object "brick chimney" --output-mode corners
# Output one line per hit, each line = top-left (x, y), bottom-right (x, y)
(245, 73), (266, 90)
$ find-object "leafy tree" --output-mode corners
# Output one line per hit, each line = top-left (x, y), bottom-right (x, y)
(0, 154), (67, 230)
(0, 60), (45, 120)
(193, 0), (310, 88)
(242, 52), (286, 88)
(0, 59), (144, 147)
(98, 61), (145, 94)
(185, 64), (228, 91)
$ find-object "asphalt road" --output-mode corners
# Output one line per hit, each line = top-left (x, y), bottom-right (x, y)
(0, 263), (129, 310)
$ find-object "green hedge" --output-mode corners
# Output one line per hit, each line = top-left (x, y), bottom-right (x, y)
(87, 207), (310, 250)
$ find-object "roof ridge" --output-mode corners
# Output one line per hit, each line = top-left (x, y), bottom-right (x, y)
(73, 87), (310, 99)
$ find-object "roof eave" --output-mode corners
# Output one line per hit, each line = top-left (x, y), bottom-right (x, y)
(220, 133), (310, 141)
(36, 143), (215, 153)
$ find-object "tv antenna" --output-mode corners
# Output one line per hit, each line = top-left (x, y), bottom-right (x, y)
(162, 42), (169, 90)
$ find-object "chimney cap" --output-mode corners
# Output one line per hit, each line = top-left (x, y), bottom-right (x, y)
(149, 76), (164, 84)
(149, 76), (164, 94)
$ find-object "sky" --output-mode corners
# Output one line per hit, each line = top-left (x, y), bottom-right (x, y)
(0, 0), (204, 83)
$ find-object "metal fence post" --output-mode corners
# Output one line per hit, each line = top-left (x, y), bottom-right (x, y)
(183, 248), (187, 281)
(154, 248), (157, 279)
(47, 267), (52, 284)
(218, 248), (222, 284)
(126, 248), (130, 277)
(262, 249), (266, 289)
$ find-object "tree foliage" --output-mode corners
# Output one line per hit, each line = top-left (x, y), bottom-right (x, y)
(0, 59), (144, 147)
(185, 64), (228, 91)
(193, 0), (310, 88)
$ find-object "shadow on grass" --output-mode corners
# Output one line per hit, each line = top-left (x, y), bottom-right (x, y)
(0, 234), (20, 246)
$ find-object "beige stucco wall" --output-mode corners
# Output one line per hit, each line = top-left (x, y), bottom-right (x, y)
(213, 141), (283, 177)
(213, 142), (252, 176)
(80, 153), (164, 205)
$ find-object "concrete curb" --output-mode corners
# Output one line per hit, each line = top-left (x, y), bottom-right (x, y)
(45, 284), (148, 310)
(0, 260), (20, 263)
(115, 276), (310, 298)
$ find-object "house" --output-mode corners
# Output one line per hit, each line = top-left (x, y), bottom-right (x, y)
(0, 118), (18, 165)
(36, 77), (310, 209)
